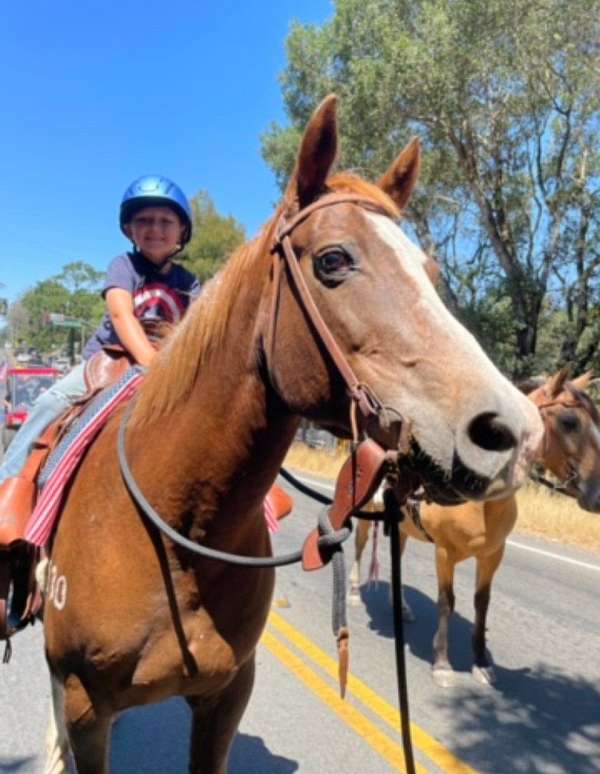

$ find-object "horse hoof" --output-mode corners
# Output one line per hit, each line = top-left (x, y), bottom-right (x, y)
(472, 664), (496, 686)
(432, 667), (455, 688)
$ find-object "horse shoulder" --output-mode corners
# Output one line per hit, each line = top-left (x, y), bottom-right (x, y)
(421, 500), (485, 546)
(482, 495), (518, 547)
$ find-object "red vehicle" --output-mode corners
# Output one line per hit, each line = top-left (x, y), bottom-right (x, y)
(2, 366), (60, 450)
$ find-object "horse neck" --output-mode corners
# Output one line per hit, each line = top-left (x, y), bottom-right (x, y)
(127, 277), (299, 533)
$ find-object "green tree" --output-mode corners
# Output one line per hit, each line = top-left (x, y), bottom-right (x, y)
(56, 261), (104, 293)
(16, 261), (104, 354)
(6, 301), (29, 351)
(56, 261), (105, 330)
(182, 191), (245, 282)
(262, 0), (600, 376)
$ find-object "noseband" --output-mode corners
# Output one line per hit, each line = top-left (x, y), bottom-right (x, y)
(268, 192), (406, 442)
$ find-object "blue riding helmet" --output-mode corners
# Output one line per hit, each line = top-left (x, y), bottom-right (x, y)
(120, 175), (192, 246)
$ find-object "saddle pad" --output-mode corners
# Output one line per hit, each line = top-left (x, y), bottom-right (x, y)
(25, 365), (283, 546)
(263, 492), (279, 534)
(26, 367), (145, 546)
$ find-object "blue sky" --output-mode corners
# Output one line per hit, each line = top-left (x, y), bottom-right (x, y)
(1, 1), (332, 302)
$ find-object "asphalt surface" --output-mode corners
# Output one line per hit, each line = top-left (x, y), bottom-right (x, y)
(1, 472), (599, 773)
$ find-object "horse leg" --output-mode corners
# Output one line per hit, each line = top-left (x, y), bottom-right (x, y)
(432, 545), (456, 687)
(43, 674), (72, 774)
(187, 655), (256, 774)
(472, 546), (505, 686)
(349, 519), (370, 605)
(61, 674), (112, 774)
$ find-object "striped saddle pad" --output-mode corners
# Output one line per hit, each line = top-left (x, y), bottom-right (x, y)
(26, 367), (144, 546)
(25, 366), (285, 546)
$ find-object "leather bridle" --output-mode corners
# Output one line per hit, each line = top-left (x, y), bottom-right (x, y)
(530, 392), (596, 497)
(267, 192), (404, 441)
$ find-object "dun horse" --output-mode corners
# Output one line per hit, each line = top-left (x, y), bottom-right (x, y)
(350, 369), (600, 687)
(41, 96), (543, 774)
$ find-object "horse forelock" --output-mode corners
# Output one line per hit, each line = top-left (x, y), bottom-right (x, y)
(327, 173), (400, 219)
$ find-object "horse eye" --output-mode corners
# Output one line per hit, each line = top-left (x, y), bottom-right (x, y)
(315, 250), (353, 276)
(559, 413), (580, 433)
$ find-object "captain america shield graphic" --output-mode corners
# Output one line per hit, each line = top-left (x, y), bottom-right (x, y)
(133, 283), (187, 323)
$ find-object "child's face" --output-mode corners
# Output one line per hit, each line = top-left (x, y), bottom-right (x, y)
(125, 206), (186, 264)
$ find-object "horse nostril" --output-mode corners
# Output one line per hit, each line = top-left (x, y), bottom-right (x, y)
(468, 412), (517, 453)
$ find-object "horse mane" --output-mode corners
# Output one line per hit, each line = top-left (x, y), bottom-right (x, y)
(130, 174), (398, 426)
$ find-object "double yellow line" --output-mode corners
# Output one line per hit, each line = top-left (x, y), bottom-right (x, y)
(263, 611), (477, 773)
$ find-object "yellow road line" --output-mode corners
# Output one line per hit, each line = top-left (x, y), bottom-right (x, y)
(267, 611), (478, 774)
(262, 630), (429, 773)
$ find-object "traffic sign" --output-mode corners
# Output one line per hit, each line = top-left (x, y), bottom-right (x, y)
(43, 313), (84, 328)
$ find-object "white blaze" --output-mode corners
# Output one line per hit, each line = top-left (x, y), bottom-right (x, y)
(366, 212), (506, 385)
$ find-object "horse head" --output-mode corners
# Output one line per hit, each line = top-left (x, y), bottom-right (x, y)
(264, 95), (543, 505)
(529, 368), (600, 512)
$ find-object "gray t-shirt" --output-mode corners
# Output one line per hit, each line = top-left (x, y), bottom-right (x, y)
(82, 252), (201, 360)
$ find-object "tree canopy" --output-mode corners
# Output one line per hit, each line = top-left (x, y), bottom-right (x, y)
(262, 0), (600, 376)
(14, 261), (105, 354)
(182, 191), (246, 282)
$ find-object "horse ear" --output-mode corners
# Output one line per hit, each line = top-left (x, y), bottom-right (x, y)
(377, 137), (421, 211)
(284, 94), (338, 210)
(570, 370), (594, 390)
(547, 366), (571, 398)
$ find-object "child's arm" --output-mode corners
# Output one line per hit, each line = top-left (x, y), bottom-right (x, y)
(105, 288), (157, 367)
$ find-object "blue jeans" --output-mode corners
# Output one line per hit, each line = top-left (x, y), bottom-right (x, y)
(0, 363), (87, 484)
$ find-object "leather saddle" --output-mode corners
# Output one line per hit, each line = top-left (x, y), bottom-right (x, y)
(83, 344), (134, 393)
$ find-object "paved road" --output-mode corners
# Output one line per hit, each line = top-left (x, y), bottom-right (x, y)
(1, 473), (599, 773)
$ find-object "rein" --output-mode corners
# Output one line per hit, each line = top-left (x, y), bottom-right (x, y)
(118, 398), (350, 568)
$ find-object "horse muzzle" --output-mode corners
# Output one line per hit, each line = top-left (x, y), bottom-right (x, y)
(576, 478), (600, 513)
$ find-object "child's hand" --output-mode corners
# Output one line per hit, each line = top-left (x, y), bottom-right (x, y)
(106, 288), (159, 367)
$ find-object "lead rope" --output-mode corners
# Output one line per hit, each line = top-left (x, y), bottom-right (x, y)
(316, 505), (351, 696)
(384, 487), (416, 774)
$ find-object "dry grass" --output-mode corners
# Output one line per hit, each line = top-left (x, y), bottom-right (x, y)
(284, 442), (347, 479)
(284, 442), (600, 552)
(516, 484), (600, 551)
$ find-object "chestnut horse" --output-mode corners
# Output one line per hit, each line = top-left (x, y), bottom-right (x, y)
(41, 96), (543, 774)
(350, 369), (600, 687)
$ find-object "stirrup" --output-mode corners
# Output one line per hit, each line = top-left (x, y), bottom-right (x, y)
(0, 543), (42, 663)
